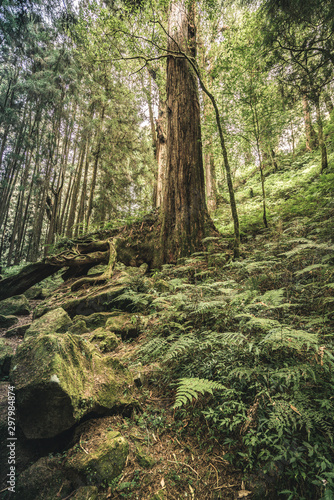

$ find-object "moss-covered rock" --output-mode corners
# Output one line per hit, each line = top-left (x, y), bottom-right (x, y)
(25, 307), (72, 337)
(105, 313), (141, 340)
(23, 286), (45, 300)
(0, 294), (31, 315)
(5, 323), (31, 337)
(33, 283), (134, 319)
(87, 328), (120, 352)
(73, 311), (123, 330)
(0, 314), (18, 328)
(69, 319), (89, 334)
(0, 339), (14, 377)
(135, 444), (156, 468)
(10, 333), (134, 438)
(65, 429), (129, 485)
(16, 456), (73, 500)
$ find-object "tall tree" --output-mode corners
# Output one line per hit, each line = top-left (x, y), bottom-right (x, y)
(160, 0), (211, 263)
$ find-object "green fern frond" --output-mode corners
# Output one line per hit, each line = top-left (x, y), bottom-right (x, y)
(260, 328), (318, 351)
(163, 335), (197, 362)
(173, 377), (225, 409)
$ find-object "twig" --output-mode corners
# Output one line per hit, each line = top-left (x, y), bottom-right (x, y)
(166, 459), (199, 477)
(209, 462), (219, 487)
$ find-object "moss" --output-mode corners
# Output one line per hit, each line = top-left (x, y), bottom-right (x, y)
(0, 314), (18, 328)
(23, 286), (44, 300)
(66, 430), (129, 485)
(135, 444), (156, 468)
(69, 319), (89, 334)
(0, 339), (14, 376)
(33, 284), (132, 319)
(5, 323), (31, 337)
(10, 333), (134, 438)
(16, 457), (73, 500)
(25, 307), (73, 338)
(73, 312), (124, 329)
(0, 294), (31, 315)
(105, 313), (141, 339)
(87, 328), (120, 352)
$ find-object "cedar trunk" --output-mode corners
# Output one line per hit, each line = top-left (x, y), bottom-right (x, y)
(160, 0), (210, 263)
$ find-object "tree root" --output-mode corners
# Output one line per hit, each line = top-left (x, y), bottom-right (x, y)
(70, 239), (118, 292)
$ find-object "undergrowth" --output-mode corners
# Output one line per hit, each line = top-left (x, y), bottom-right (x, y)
(134, 155), (334, 499)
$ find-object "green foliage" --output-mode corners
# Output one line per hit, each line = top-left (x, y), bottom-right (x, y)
(173, 377), (225, 409)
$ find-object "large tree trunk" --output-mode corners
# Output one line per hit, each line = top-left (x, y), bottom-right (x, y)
(160, 0), (211, 264)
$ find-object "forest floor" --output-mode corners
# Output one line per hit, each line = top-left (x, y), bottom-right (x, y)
(0, 149), (334, 500)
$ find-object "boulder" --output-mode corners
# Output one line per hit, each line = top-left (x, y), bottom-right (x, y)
(33, 283), (135, 319)
(0, 294), (31, 316)
(23, 286), (45, 300)
(0, 339), (14, 377)
(16, 456), (73, 500)
(0, 314), (18, 328)
(69, 319), (89, 334)
(73, 311), (124, 330)
(10, 333), (134, 438)
(65, 428), (129, 485)
(135, 444), (156, 468)
(106, 313), (141, 340)
(25, 307), (72, 338)
(5, 323), (31, 337)
(86, 328), (120, 352)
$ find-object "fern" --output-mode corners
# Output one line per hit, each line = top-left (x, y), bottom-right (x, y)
(173, 377), (225, 408)
(281, 242), (334, 259)
(260, 327), (318, 351)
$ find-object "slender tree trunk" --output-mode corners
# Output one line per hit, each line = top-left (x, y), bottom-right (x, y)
(66, 140), (86, 238)
(160, 0), (211, 264)
(314, 94), (328, 173)
(87, 106), (105, 230)
(323, 90), (333, 115)
(303, 94), (317, 151)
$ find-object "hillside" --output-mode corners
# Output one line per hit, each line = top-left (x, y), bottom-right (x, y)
(0, 150), (333, 500)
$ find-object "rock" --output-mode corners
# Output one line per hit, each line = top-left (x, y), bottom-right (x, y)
(86, 328), (120, 352)
(25, 307), (72, 338)
(0, 339), (14, 377)
(65, 428), (129, 485)
(106, 313), (141, 340)
(69, 319), (89, 334)
(0, 314), (19, 328)
(23, 286), (44, 300)
(33, 283), (135, 319)
(0, 294), (31, 316)
(10, 333), (134, 438)
(135, 444), (155, 468)
(16, 456), (74, 500)
(5, 323), (31, 337)
(73, 311), (123, 330)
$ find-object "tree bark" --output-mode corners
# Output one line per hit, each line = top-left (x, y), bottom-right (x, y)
(160, 0), (211, 264)
(303, 94), (317, 151)
(314, 93), (328, 173)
